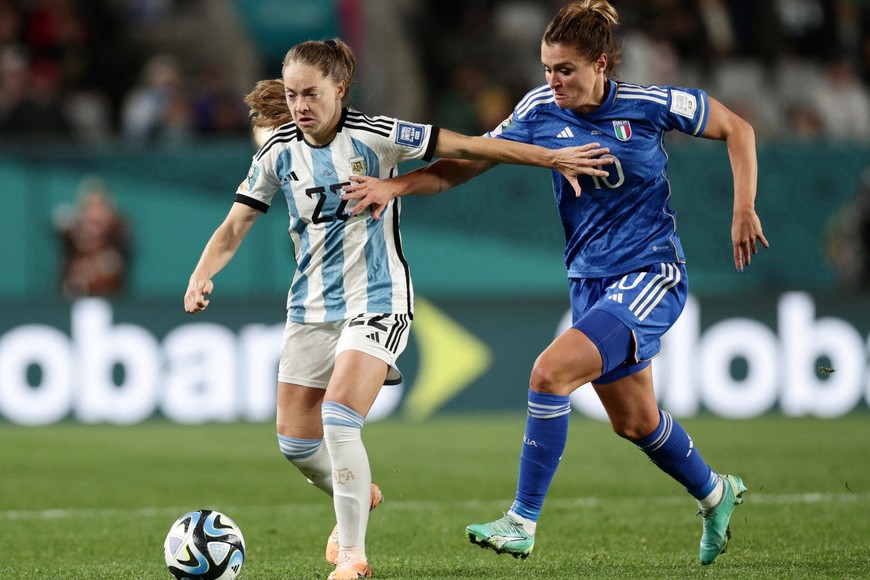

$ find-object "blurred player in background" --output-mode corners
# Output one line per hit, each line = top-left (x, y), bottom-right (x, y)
(183, 37), (612, 580)
(342, 0), (767, 566)
(825, 166), (870, 290)
(54, 176), (131, 299)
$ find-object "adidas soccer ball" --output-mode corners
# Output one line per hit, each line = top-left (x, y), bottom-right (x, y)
(163, 510), (246, 580)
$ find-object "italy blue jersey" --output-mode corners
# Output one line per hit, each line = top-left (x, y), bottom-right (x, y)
(489, 79), (709, 278)
(236, 108), (439, 323)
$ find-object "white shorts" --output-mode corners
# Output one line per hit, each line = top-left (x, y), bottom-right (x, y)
(278, 313), (412, 389)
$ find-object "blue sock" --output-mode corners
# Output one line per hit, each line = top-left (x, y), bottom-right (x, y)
(634, 409), (719, 499)
(510, 390), (571, 522)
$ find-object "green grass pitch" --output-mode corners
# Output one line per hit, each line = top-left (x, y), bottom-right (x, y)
(1, 414), (869, 579)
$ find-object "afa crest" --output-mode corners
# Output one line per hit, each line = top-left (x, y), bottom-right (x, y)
(612, 120), (632, 141)
(349, 156), (366, 176)
(333, 467), (356, 484)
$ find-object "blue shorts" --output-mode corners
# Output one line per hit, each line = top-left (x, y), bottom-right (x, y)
(570, 263), (687, 383)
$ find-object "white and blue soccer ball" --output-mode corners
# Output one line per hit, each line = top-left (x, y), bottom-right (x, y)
(163, 510), (246, 580)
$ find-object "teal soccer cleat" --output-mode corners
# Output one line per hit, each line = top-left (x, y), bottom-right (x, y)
(699, 474), (747, 565)
(466, 512), (535, 559)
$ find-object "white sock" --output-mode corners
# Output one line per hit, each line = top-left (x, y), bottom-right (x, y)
(323, 407), (370, 555)
(294, 441), (334, 496)
(507, 510), (537, 535)
(697, 476), (724, 513)
(278, 436), (333, 496)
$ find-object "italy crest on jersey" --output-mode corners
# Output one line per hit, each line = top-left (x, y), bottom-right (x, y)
(613, 120), (632, 141)
(349, 156), (366, 176)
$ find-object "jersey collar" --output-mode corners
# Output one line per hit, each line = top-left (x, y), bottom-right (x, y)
(301, 107), (349, 148)
(566, 78), (617, 120)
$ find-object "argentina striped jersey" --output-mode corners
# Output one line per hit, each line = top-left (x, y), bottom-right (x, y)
(488, 79), (709, 278)
(236, 108), (439, 323)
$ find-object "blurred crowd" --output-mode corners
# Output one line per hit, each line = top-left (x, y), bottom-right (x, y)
(1, 0), (868, 146)
(415, 0), (870, 142)
(0, 0), (251, 147)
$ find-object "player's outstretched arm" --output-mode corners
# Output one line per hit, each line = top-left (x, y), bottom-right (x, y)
(701, 96), (769, 271)
(343, 158), (490, 220)
(343, 130), (614, 219)
(435, 129), (613, 196)
(184, 202), (260, 313)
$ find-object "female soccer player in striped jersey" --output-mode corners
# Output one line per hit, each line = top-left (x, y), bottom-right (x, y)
(183, 37), (612, 580)
(342, 0), (768, 567)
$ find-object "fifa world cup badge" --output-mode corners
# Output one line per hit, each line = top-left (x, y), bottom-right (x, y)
(349, 156), (366, 176)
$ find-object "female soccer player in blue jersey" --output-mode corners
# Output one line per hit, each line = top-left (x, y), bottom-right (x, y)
(182, 38), (611, 580)
(342, 0), (768, 567)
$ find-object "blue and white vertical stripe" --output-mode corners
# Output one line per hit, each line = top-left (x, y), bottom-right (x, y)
(237, 110), (434, 323)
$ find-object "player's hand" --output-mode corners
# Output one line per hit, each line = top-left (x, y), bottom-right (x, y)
(731, 208), (768, 271)
(184, 278), (214, 313)
(341, 175), (399, 221)
(551, 143), (613, 197)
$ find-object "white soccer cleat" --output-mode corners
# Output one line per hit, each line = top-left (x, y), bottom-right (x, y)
(325, 482), (384, 565)
(465, 512), (535, 559)
(327, 554), (372, 579)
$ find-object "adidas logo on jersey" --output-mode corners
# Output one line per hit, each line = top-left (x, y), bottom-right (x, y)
(366, 332), (380, 343)
(556, 126), (574, 138)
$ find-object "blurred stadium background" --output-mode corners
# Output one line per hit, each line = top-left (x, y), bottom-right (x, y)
(0, 0), (869, 426)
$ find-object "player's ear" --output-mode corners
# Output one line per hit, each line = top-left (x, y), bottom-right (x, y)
(335, 80), (347, 100)
(595, 54), (608, 75)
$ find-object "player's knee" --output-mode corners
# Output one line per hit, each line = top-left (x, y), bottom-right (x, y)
(530, 359), (571, 395)
(610, 416), (658, 441)
(611, 421), (641, 440)
(530, 352), (598, 395)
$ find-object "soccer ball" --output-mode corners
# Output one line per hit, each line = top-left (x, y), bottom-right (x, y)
(163, 510), (246, 580)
